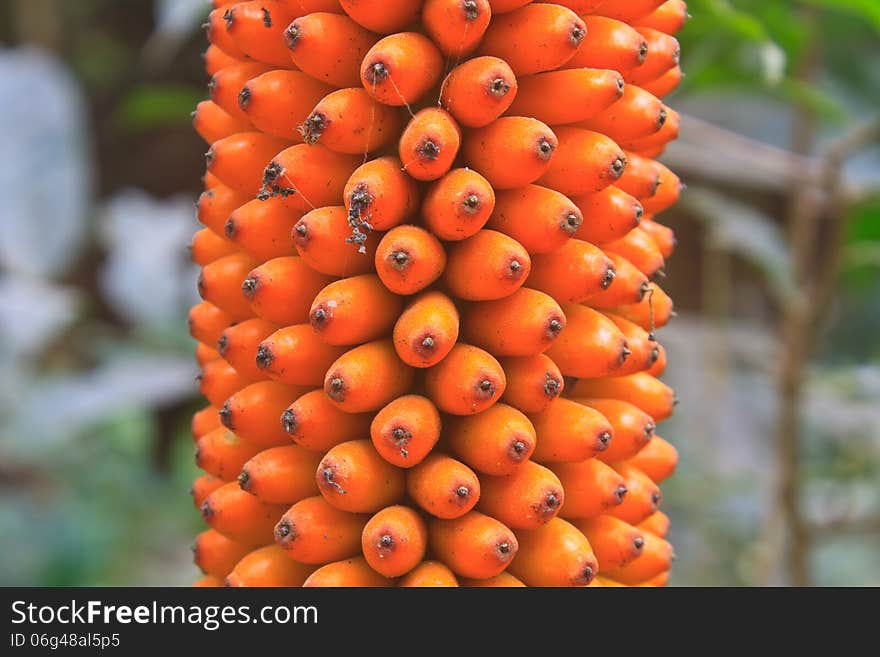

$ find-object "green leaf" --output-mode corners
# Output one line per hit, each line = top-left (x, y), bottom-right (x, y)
(116, 85), (203, 131)
(800, 0), (880, 33)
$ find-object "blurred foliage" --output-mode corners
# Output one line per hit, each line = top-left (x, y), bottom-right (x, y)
(0, 0), (877, 586)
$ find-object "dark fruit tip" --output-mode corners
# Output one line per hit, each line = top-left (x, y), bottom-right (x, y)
(237, 470), (250, 490)
(255, 344), (274, 369)
(241, 276), (258, 298)
(281, 408), (297, 434)
(218, 401), (234, 429)
(237, 86), (251, 110)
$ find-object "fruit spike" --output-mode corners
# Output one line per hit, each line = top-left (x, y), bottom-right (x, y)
(191, 0), (684, 588)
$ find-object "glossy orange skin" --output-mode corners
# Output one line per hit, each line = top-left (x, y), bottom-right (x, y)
(640, 65), (683, 100)
(204, 44), (240, 76)
(191, 227), (238, 266)
(193, 100), (252, 144)
(256, 325), (347, 387)
(508, 68), (624, 126)
(423, 0), (491, 58)
(302, 88), (403, 154)
(239, 444), (323, 504)
(638, 510), (671, 538)
(445, 403), (536, 476)
(406, 454), (481, 519)
(344, 157), (421, 235)
(193, 529), (252, 578)
(508, 518), (598, 587)
(361, 505), (428, 577)
(192, 405), (222, 442)
(323, 340), (415, 413)
(429, 511), (519, 579)
(602, 313), (660, 377)
(398, 561), (460, 587)
(607, 462), (663, 525)
(593, 0), (667, 24)
(198, 359), (260, 408)
(584, 253), (650, 309)
(360, 32), (444, 106)
(196, 426), (261, 481)
(309, 275), (403, 346)
(198, 251), (259, 321)
(370, 395), (442, 468)
(460, 288), (566, 357)
(399, 108), (461, 182)
(552, 458), (628, 519)
(639, 217), (677, 259)
(195, 342), (222, 368)
(625, 107), (680, 156)
(197, 183), (249, 235)
(243, 257), (332, 326)
(577, 85), (667, 144)
(545, 304), (628, 378)
(191, 473), (225, 510)
(478, 3), (586, 76)
(636, 0), (689, 36)
(488, 185), (582, 254)
(642, 161), (682, 215)
(616, 151), (660, 200)
(603, 227), (665, 279)
(421, 168), (496, 240)
(605, 281), (673, 332)
(570, 371), (676, 422)
(240, 69), (333, 140)
(202, 481), (287, 546)
(459, 572), (526, 587)
(574, 515), (645, 571)
(498, 353), (564, 414)
(424, 343), (506, 415)
(224, 1), (299, 68)
(537, 127), (626, 197)
(261, 143), (360, 214)
(285, 13), (379, 88)
(528, 397), (614, 464)
(218, 318), (278, 381)
(226, 545), (316, 587)
(440, 57), (518, 129)
(207, 132), (292, 196)
(303, 557), (394, 587)
(340, 0), (422, 34)
(443, 230), (530, 301)
(623, 436), (678, 484)
(225, 196), (301, 262)
(190, 302), (234, 347)
(275, 496), (368, 564)
(576, 397), (655, 463)
(293, 206), (379, 277)
(477, 461), (565, 530)
(601, 532), (673, 585)
(316, 439), (406, 513)
(283, 389), (374, 453)
(564, 16), (647, 77)
(209, 61), (273, 121)
(527, 239), (616, 304)
(463, 117), (557, 190)
(393, 291), (459, 368)
(375, 226), (447, 295)
(627, 28), (681, 85)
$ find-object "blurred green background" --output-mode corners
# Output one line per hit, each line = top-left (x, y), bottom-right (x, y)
(0, 0), (877, 586)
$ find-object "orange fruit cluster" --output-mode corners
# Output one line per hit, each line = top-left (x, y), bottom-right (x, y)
(191, 0), (684, 588)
